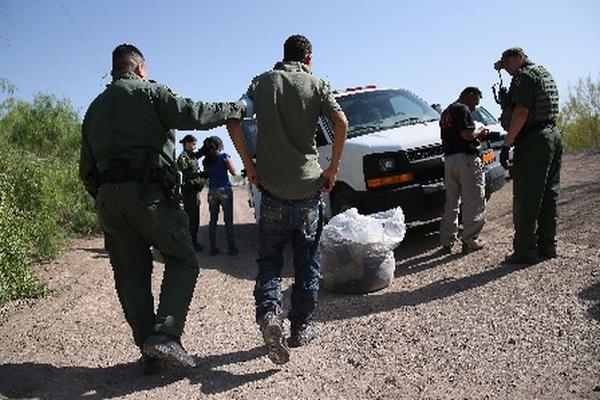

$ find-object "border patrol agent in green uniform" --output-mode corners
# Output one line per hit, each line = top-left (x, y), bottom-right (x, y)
(79, 44), (245, 373)
(177, 134), (207, 252)
(495, 47), (563, 264)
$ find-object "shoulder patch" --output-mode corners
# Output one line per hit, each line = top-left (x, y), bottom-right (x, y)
(177, 153), (189, 168)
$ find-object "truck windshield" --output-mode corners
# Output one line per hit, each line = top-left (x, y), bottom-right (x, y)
(336, 89), (440, 138)
(471, 106), (498, 126)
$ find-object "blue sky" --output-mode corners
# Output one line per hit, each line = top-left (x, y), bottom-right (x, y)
(1, 0), (599, 168)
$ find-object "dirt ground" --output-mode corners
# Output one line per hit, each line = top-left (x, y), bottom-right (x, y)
(1, 151), (599, 400)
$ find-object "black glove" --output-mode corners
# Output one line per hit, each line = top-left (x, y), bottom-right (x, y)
(195, 145), (208, 158)
(500, 145), (510, 170)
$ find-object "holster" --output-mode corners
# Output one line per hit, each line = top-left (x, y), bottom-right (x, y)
(98, 160), (182, 208)
(152, 165), (182, 208)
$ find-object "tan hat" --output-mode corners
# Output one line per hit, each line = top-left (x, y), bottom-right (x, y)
(494, 47), (525, 70)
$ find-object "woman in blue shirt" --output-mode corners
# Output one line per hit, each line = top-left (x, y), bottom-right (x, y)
(203, 136), (239, 255)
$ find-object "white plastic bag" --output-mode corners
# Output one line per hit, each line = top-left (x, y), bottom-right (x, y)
(321, 207), (406, 293)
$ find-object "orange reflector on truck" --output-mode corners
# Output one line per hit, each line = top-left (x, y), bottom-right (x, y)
(481, 149), (495, 165)
(367, 172), (414, 189)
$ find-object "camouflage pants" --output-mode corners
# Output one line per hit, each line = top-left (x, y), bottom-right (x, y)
(96, 182), (199, 348)
(440, 153), (486, 246)
(512, 127), (563, 257)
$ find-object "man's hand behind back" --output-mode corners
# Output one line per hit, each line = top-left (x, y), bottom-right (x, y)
(245, 162), (258, 185)
(320, 166), (337, 192)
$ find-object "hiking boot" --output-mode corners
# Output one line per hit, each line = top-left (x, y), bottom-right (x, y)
(288, 322), (318, 348)
(140, 354), (161, 375)
(439, 245), (453, 255)
(538, 249), (557, 260)
(462, 239), (485, 254)
(259, 312), (289, 365)
(503, 253), (539, 265)
(142, 334), (196, 368)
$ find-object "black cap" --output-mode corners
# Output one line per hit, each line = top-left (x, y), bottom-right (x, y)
(179, 134), (197, 144)
(494, 47), (525, 70)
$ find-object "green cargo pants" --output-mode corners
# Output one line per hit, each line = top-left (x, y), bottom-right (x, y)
(182, 187), (201, 245)
(512, 127), (563, 257)
(96, 181), (199, 348)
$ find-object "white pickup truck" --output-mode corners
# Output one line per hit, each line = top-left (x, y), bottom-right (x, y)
(242, 86), (506, 222)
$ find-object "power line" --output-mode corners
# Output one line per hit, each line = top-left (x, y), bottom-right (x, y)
(57, 0), (108, 80)
(0, 0), (86, 93)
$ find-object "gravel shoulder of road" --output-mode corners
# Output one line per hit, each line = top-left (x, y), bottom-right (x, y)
(1, 151), (599, 400)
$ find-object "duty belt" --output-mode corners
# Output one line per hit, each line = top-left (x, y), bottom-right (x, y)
(524, 120), (556, 131)
(98, 168), (159, 185)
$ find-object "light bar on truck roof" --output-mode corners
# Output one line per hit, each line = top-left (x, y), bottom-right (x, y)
(345, 85), (378, 92)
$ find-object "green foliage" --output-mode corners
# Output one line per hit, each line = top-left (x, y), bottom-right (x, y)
(558, 75), (600, 150)
(0, 94), (82, 160)
(0, 80), (100, 306)
(0, 172), (48, 305)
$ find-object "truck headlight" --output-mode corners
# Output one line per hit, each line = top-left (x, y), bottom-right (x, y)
(378, 157), (396, 172)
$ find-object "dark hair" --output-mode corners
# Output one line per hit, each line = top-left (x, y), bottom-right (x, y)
(112, 43), (144, 77)
(283, 35), (312, 62)
(202, 136), (224, 167)
(459, 86), (483, 99)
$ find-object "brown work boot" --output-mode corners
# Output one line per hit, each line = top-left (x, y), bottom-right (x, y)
(503, 252), (539, 265)
(259, 312), (290, 365)
(439, 244), (453, 255)
(288, 322), (318, 348)
(142, 334), (196, 368)
(462, 239), (485, 253)
(140, 354), (161, 375)
(538, 248), (558, 260)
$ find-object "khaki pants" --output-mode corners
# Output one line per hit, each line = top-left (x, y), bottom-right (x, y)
(440, 153), (486, 246)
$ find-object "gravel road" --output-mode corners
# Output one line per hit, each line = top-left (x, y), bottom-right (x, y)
(1, 151), (598, 400)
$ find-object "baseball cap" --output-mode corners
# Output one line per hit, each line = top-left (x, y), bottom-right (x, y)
(179, 134), (197, 144)
(494, 47), (525, 70)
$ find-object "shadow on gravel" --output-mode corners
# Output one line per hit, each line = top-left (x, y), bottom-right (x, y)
(0, 345), (276, 399)
(79, 246), (109, 259)
(393, 219), (456, 277)
(198, 223), (296, 280)
(579, 282), (600, 321)
(319, 261), (535, 322)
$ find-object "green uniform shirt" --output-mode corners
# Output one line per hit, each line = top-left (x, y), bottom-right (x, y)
(511, 70), (536, 109)
(246, 61), (341, 200)
(177, 149), (205, 190)
(80, 73), (244, 197)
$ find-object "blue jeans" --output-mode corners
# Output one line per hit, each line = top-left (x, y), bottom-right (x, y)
(254, 190), (324, 329)
(208, 187), (236, 251)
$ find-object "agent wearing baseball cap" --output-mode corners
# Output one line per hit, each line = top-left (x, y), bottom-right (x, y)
(494, 47), (563, 264)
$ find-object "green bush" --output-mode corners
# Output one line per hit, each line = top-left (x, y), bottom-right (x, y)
(0, 94), (81, 160)
(0, 173), (48, 305)
(0, 84), (100, 306)
(558, 74), (600, 150)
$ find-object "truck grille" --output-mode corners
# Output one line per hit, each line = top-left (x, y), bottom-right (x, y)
(405, 144), (444, 184)
(405, 143), (443, 162)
